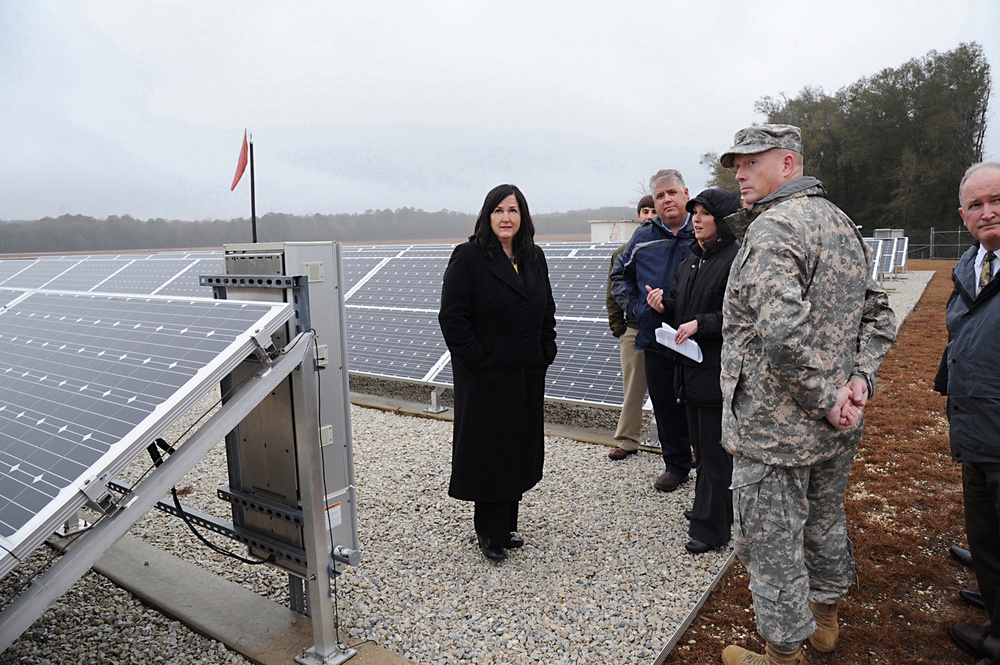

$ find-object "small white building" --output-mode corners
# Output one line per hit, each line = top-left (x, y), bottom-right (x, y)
(590, 219), (640, 244)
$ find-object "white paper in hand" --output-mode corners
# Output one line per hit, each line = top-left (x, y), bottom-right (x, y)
(654, 323), (703, 362)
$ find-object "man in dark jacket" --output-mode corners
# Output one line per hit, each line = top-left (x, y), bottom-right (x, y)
(935, 161), (1000, 664)
(609, 170), (696, 492)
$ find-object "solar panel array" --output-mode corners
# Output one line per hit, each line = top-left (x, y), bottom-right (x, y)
(342, 242), (626, 406)
(0, 245), (628, 407)
(864, 236), (909, 280)
(0, 279), (294, 579)
(0, 238), (904, 411)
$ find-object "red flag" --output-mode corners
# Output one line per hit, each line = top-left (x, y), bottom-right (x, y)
(230, 130), (249, 191)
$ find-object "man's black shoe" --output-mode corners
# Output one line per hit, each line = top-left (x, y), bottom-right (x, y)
(959, 589), (987, 611)
(949, 545), (974, 568)
(949, 622), (989, 658)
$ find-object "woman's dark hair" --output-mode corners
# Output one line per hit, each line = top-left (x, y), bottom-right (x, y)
(470, 184), (537, 262)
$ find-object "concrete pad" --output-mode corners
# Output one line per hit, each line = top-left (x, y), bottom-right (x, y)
(86, 534), (413, 665)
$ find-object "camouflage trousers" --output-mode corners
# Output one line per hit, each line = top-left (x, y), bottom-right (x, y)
(731, 446), (856, 647)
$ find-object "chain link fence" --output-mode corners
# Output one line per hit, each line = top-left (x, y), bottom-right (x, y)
(908, 227), (975, 260)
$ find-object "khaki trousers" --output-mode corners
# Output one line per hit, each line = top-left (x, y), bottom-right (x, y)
(613, 327), (647, 450)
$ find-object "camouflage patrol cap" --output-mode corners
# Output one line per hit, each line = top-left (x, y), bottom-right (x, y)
(720, 124), (802, 168)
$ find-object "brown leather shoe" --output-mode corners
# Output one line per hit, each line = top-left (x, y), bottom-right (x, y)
(608, 447), (638, 460)
(653, 471), (688, 492)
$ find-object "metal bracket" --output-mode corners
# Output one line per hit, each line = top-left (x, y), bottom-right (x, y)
(425, 385), (448, 414)
(295, 645), (357, 665)
(199, 275), (300, 289)
(106, 481), (311, 570)
(200, 274), (313, 337)
(80, 473), (120, 515)
(217, 486), (304, 527)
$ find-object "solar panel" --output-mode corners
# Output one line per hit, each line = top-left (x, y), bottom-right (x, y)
(0, 260), (77, 289)
(893, 236), (909, 272)
(346, 256), (449, 308)
(152, 258), (220, 297)
(877, 239), (896, 276)
(42, 259), (130, 292)
(0, 261), (37, 283)
(345, 307), (446, 382)
(96, 258), (199, 295)
(0, 291), (293, 579)
(544, 318), (623, 406)
(548, 256), (612, 320)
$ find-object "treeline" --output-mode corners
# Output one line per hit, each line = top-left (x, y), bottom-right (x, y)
(702, 43), (991, 246)
(0, 206), (634, 254)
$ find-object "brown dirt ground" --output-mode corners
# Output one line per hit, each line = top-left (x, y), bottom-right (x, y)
(666, 259), (985, 665)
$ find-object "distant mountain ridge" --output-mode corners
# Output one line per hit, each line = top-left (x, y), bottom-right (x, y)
(0, 206), (635, 254)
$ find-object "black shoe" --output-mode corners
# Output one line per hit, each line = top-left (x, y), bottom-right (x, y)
(949, 545), (974, 568)
(653, 471), (688, 492)
(959, 589), (987, 611)
(683, 510), (693, 521)
(949, 622), (989, 658)
(476, 535), (506, 561)
(502, 533), (525, 549)
(684, 539), (717, 554)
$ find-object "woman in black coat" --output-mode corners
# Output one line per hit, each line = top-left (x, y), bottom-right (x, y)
(438, 184), (557, 562)
(646, 188), (740, 553)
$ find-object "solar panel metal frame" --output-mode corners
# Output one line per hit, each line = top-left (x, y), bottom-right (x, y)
(0, 289), (294, 580)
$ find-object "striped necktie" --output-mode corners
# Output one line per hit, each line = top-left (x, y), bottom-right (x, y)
(979, 251), (996, 296)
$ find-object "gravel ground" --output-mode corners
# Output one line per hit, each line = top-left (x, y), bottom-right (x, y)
(0, 270), (933, 665)
(2, 395), (719, 665)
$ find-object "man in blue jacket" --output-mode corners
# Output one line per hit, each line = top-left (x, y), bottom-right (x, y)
(936, 161), (1000, 665)
(610, 169), (696, 492)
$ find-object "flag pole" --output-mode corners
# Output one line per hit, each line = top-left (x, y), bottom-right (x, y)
(249, 133), (257, 243)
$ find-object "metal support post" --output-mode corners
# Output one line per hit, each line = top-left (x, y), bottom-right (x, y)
(291, 352), (355, 665)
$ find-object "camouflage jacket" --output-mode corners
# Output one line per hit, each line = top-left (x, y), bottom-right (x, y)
(720, 177), (897, 467)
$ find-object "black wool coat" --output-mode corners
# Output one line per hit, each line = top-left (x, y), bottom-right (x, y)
(660, 227), (740, 407)
(438, 241), (557, 502)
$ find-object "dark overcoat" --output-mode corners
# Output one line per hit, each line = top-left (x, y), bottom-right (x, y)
(663, 225), (740, 407)
(438, 241), (557, 502)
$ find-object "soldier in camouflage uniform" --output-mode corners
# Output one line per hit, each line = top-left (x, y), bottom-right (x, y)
(717, 125), (897, 665)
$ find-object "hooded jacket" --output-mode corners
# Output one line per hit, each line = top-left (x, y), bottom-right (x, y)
(609, 216), (696, 352)
(659, 189), (740, 406)
(720, 177), (896, 467)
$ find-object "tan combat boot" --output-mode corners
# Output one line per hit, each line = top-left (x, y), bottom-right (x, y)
(721, 643), (805, 665)
(808, 601), (839, 652)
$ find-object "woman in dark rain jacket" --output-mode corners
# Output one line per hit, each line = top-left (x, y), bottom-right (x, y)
(438, 184), (557, 562)
(647, 188), (740, 553)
